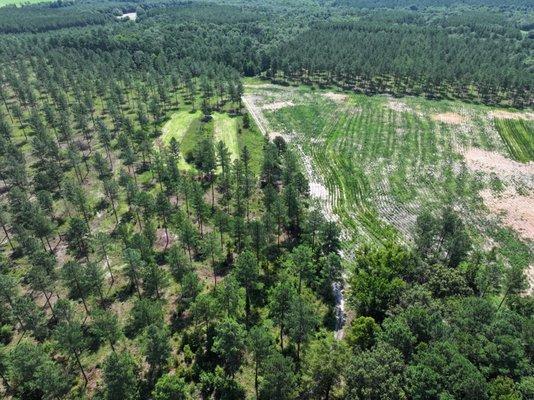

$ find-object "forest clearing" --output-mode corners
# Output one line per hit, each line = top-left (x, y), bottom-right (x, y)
(244, 82), (534, 270)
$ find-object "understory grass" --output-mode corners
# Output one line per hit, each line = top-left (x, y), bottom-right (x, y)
(161, 109), (202, 145)
(213, 112), (239, 160)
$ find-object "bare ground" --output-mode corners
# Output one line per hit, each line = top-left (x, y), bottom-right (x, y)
(432, 112), (466, 125)
(480, 188), (534, 241)
(294, 144), (339, 224)
(489, 110), (534, 121)
(386, 98), (413, 113)
(322, 92), (348, 103)
(463, 148), (534, 182)
(154, 227), (177, 251)
(262, 100), (295, 111)
(242, 94), (286, 140)
(464, 147), (534, 240)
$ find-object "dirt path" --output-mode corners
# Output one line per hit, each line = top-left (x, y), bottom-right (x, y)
(242, 95), (271, 138)
(242, 93), (349, 339)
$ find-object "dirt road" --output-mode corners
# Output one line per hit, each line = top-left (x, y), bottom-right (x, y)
(242, 92), (349, 339)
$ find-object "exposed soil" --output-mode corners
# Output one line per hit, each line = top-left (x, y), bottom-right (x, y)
(323, 92), (348, 103)
(432, 112), (466, 125)
(463, 148), (534, 180)
(386, 98), (412, 113)
(262, 100), (295, 111)
(295, 144), (339, 223)
(464, 148), (534, 239)
(489, 110), (534, 121)
(110, 297), (133, 320)
(86, 367), (103, 397)
(54, 237), (69, 266)
(480, 188), (534, 241)
(242, 95), (283, 140)
(154, 227), (177, 251)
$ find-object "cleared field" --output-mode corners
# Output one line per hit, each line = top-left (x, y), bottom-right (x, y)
(244, 84), (533, 267)
(494, 118), (534, 162)
(159, 110), (202, 170)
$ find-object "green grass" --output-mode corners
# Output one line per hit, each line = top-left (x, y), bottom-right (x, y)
(248, 84), (532, 266)
(162, 109), (264, 175)
(161, 110), (202, 145)
(161, 109), (202, 170)
(494, 118), (534, 162)
(213, 112), (239, 160)
(238, 122), (265, 176)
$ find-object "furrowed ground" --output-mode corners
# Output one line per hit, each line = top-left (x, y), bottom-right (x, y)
(494, 118), (534, 163)
(244, 82), (534, 271)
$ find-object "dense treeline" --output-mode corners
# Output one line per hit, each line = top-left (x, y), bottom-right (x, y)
(0, 0), (530, 105)
(0, 1), (117, 33)
(0, 0), (532, 398)
(331, 0), (534, 10)
(270, 20), (532, 106)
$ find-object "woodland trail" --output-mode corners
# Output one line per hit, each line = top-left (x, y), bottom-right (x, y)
(242, 93), (349, 339)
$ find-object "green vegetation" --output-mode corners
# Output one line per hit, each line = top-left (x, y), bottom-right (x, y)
(0, 0), (50, 6)
(161, 110), (202, 145)
(0, 0), (532, 399)
(494, 118), (534, 162)
(213, 113), (239, 160)
(250, 83), (532, 269)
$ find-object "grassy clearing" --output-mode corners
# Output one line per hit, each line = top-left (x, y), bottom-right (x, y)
(162, 109), (264, 174)
(213, 112), (239, 160)
(161, 109), (202, 145)
(160, 109), (202, 171)
(239, 123), (264, 176)
(494, 118), (534, 162)
(247, 84), (532, 268)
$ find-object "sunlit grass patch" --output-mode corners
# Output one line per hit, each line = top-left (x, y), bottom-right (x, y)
(161, 110), (202, 145)
(213, 112), (239, 160)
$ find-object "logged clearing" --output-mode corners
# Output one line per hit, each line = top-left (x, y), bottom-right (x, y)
(244, 83), (533, 267)
(213, 113), (239, 160)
